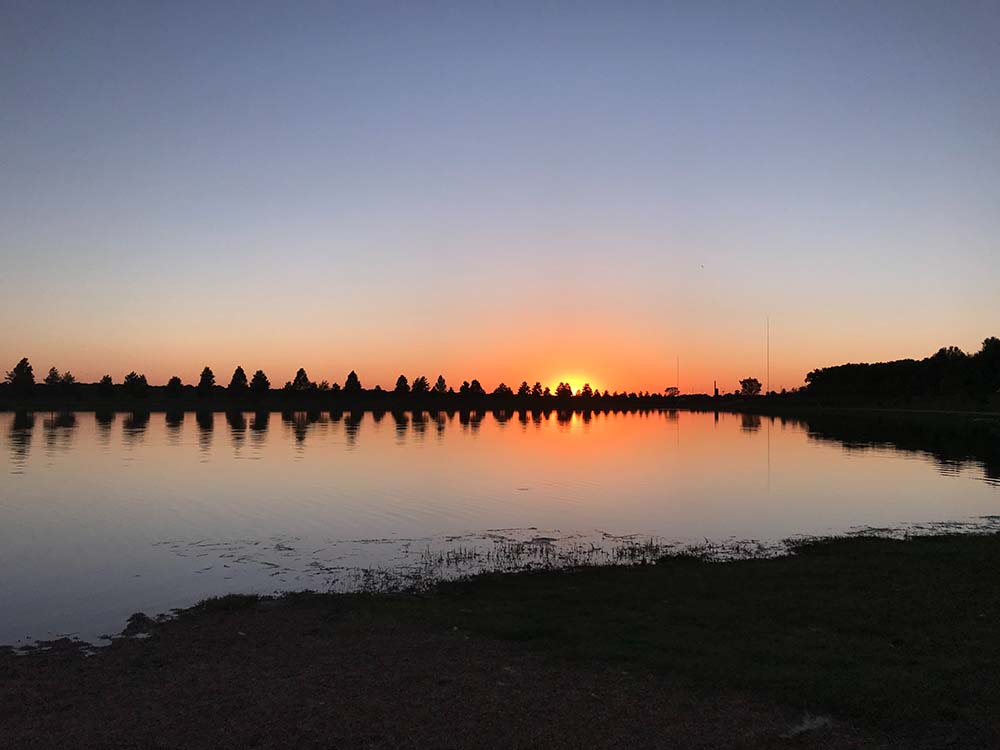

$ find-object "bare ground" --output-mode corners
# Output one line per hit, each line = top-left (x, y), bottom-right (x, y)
(1, 597), (878, 750)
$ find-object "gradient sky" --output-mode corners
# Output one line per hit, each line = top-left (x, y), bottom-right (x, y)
(2, 1), (998, 393)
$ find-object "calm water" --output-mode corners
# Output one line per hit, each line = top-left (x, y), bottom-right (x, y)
(2, 409), (998, 646)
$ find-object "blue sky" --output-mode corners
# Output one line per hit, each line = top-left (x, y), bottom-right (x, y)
(2, 1), (998, 391)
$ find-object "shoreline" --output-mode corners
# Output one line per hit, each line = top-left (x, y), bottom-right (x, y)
(4, 531), (999, 747)
(7, 518), (1000, 652)
(3, 394), (999, 417)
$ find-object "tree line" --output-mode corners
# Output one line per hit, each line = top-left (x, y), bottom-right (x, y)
(804, 338), (1000, 405)
(2, 359), (699, 403)
(7, 337), (994, 408)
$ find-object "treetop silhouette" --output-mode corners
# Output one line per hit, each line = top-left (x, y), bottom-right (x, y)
(197, 367), (215, 396)
(344, 370), (362, 392)
(250, 370), (270, 396)
(5, 358), (34, 389)
(123, 371), (148, 397)
(229, 366), (249, 394)
(290, 368), (314, 391)
(166, 376), (183, 397)
(739, 378), (762, 397)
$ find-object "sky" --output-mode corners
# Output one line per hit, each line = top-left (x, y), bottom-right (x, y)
(2, 1), (998, 394)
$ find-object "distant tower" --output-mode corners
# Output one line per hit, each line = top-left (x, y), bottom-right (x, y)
(766, 315), (770, 394)
(713, 380), (718, 398)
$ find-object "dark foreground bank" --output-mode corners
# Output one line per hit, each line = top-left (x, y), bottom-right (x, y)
(3, 534), (999, 749)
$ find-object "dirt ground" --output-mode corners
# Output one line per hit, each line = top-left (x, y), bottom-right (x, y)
(1, 596), (884, 750)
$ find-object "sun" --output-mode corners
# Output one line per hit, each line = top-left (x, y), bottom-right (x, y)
(550, 373), (601, 395)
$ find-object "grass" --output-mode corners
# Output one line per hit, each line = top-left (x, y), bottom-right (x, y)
(348, 533), (1000, 743)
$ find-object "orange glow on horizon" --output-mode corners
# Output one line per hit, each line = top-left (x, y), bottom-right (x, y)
(550, 374), (602, 395)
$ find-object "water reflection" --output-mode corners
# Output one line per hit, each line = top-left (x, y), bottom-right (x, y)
(250, 411), (269, 449)
(411, 410), (427, 438)
(282, 410), (319, 449)
(196, 411), (214, 456)
(163, 410), (183, 446)
(741, 413), (762, 433)
(43, 412), (77, 456)
(95, 411), (115, 447)
(794, 411), (1000, 484)
(344, 411), (363, 446)
(8, 411), (34, 473)
(432, 410), (447, 437)
(391, 410), (408, 441)
(5, 408), (999, 484)
(226, 411), (247, 450)
(122, 411), (150, 446)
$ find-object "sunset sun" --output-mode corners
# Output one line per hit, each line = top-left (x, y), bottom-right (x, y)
(551, 374), (601, 395)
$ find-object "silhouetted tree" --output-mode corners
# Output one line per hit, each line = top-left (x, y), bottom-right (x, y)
(291, 367), (314, 391)
(98, 374), (114, 397)
(123, 371), (148, 397)
(250, 369), (270, 397)
(412, 375), (429, 394)
(197, 366), (216, 397)
(517, 381), (530, 398)
(531, 382), (543, 398)
(166, 376), (183, 398)
(555, 382), (573, 399)
(493, 382), (514, 397)
(580, 383), (593, 399)
(459, 381), (471, 395)
(543, 386), (552, 397)
(433, 375), (447, 394)
(803, 338), (1000, 404)
(664, 386), (679, 398)
(228, 366), (249, 395)
(317, 380), (330, 391)
(469, 379), (486, 396)
(344, 370), (362, 392)
(739, 377), (762, 397)
(44, 367), (62, 386)
(5, 358), (35, 393)
(56, 371), (77, 398)
(394, 374), (410, 394)
(330, 382), (341, 393)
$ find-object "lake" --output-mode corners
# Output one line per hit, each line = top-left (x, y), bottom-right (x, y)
(2, 408), (998, 646)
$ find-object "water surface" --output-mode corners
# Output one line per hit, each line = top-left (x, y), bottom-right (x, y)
(2, 409), (997, 646)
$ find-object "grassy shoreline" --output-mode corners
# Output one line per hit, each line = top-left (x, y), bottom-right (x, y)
(3, 532), (999, 748)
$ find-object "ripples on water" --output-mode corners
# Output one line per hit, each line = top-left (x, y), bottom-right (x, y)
(1, 408), (998, 645)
